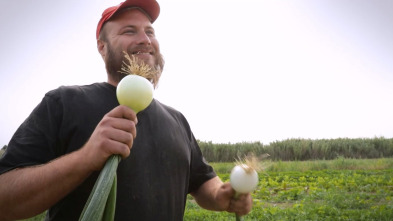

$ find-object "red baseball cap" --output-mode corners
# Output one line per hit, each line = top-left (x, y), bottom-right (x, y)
(96, 0), (160, 39)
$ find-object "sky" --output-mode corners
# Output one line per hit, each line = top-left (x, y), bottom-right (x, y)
(0, 0), (392, 146)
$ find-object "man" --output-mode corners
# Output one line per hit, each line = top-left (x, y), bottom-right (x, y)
(0, 0), (252, 220)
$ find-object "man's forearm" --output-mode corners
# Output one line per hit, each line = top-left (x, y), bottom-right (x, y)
(191, 176), (227, 211)
(0, 148), (92, 221)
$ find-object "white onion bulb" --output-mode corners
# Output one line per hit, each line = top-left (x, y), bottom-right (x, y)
(230, 164), (259, 194)
(116, 75), (153, 113)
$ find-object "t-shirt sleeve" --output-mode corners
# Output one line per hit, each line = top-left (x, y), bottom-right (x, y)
(0, 92), (62, 175)
(188, 133), (217, 193)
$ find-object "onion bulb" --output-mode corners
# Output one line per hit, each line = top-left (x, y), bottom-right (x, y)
(116, 75), (153, 113)
(230, 164), (259, 194)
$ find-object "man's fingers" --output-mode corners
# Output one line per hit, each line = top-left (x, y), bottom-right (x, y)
(104, 138), (132, 158)
(100, 105), (138, 141)
(228, 193), (253, 216)
(110, 118), (137, 139)
(108, 128), (134, 147)
(106, 105), (138, 123)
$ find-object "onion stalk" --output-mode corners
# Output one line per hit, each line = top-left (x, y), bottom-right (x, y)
(79, 155), (120, 221)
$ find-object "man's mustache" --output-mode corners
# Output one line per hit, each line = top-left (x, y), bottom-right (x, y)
(126, 46), (156, 55)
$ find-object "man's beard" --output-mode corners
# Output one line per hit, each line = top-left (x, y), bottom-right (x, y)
(105, 43), (164, 86)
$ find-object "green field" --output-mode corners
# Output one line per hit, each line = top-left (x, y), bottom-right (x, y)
(20, 158), (393, 220)
(185, 158), (393, 220)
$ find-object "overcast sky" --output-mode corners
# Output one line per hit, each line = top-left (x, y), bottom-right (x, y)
(1, 0), (392, 146)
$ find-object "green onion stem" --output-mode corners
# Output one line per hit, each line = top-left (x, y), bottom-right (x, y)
(234, 192), (244, 221)
(79, 155), (120, 221)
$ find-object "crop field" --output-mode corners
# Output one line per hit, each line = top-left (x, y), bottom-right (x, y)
(184, 158), (393, 220)
(21, 158), (393, 221)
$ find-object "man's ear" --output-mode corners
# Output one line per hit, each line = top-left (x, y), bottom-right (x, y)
(97, 39), (106, 59)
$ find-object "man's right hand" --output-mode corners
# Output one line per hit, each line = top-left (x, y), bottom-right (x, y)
(81, 105), (138, 171)
(0, 105), (138, 221)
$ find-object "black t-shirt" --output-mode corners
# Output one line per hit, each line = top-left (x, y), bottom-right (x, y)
(0, 82), (216, 221)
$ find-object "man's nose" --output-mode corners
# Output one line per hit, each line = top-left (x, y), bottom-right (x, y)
(136, 32), (151, 45)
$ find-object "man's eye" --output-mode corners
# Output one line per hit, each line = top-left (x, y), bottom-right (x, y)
(146, 30), (155, 37)
(124, 30), (136, 34)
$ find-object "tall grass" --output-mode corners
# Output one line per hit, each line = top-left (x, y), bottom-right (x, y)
(199, 137), (393, 162)
(210, 158), (393, 174)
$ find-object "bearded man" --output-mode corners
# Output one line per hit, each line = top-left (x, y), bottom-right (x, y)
(0, 1), (252, 220)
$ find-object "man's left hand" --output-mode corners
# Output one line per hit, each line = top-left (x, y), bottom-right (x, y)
(215, 182), (253, 216)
